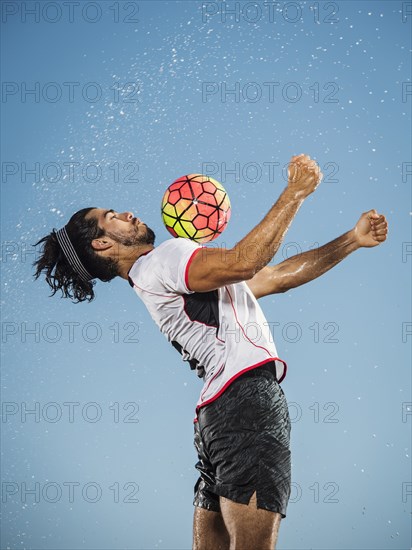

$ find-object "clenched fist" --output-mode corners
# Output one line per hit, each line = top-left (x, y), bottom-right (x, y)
(353, 210), (388, 248)
(287, 154), (323, 199)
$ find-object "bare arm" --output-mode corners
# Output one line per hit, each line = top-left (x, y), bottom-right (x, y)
(187, 154), (323, 292)
(246, 210), (388, 298)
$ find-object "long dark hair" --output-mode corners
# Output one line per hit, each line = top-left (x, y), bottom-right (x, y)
(33, 207), (119, 303)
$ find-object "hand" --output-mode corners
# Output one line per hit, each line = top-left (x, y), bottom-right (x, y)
(287, 154), (323, 199)
(353, 209), (388, 248)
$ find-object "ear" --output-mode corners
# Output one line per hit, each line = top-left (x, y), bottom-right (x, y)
(91, 237), (115, 251)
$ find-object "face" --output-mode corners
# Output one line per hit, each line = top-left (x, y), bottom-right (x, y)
(89, 208), (156, 248)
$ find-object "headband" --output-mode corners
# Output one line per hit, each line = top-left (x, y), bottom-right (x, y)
(55, 226), (93, 282)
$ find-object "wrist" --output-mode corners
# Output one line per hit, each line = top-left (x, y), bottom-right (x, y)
(348, 228), (362, 250)
(284, 185), (308, 202)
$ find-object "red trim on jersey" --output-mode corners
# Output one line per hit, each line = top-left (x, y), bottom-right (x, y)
(277, 358), (287, 383)
(226, 285), (274, 358)
(193, 357), (288, 422)
(200, 362), (225, 400)
(184, 247), (204, 292)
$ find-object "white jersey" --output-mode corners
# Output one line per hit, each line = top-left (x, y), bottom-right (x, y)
(127, 238), (287, 416)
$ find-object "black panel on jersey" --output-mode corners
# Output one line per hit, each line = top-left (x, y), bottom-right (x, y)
(182, 290), (219, 330)
(171, 340), (205, 378)
(171, 290), (219, 379)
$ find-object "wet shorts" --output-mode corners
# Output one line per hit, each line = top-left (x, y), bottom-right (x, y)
(193, 362), (291, 518)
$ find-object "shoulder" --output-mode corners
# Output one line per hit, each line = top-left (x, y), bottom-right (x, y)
(153, 238), (203, 269)
(128, 238), (202, 290)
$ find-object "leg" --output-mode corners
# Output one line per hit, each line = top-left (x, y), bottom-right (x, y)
(220, 491), (282, 550)
(193, 368), (291, 550)
(192, 506), (230, 550)
(192, 421), (230, 550)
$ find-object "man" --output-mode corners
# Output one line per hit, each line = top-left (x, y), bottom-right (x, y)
(34, 154), (388, 549)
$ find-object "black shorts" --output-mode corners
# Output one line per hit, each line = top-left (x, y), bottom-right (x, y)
(193, 362), (291, 518)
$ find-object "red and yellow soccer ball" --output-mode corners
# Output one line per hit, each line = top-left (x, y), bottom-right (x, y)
(161, 174), (231, 243)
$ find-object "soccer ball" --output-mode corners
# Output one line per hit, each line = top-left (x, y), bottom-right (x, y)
(161, 174), (231, 243)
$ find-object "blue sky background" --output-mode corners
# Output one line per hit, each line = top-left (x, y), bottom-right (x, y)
(1, 1), (411, 549)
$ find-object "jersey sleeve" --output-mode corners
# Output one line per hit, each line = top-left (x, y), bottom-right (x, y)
(159, 238), (203, 294)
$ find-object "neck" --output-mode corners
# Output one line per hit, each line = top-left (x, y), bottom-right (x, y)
(117, 245), (155, 280)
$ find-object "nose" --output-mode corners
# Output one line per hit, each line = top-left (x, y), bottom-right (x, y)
(123, 211), (134, 221)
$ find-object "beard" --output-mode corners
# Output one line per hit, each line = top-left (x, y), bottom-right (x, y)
(105, 222), (156, 248)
